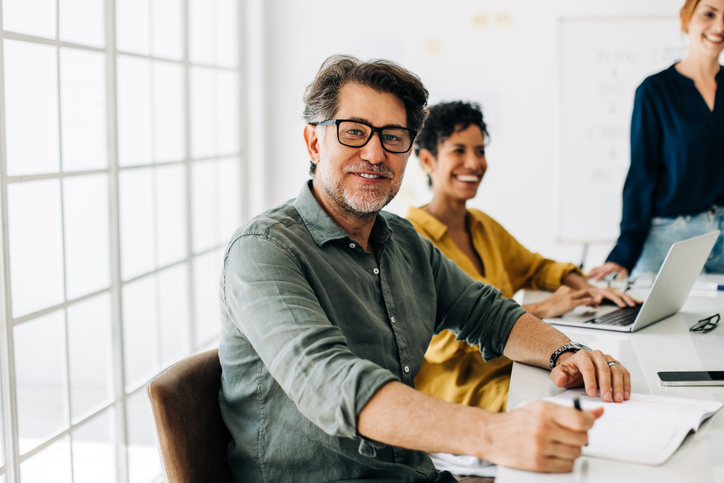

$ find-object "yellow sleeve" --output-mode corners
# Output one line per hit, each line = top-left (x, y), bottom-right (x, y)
(485, 215), (582, 292)
(424, 330), (478, 363)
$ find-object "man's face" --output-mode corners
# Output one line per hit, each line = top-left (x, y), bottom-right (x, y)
(309, 83), (410, 220)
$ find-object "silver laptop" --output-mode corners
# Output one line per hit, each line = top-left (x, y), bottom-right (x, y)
(545, 230), (720, 332)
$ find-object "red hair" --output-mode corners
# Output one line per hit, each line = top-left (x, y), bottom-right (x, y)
(680, 0), (701, 32)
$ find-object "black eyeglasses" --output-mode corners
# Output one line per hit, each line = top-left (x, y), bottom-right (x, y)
(314, 119), (417, 154)
(690, 313), (720, 333)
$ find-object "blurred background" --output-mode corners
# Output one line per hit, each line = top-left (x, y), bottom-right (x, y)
(0, 0), (695, 482)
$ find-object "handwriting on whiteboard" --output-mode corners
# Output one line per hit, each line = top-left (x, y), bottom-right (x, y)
(557, 18), (684, 242)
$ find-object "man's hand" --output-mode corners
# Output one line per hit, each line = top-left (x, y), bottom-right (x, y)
(524, 286), (595, 319)
(482, 401), (603, 473)
(358, 380), (602, 475)
(587, 262), (628, 281)
(551, 350), (631, 403)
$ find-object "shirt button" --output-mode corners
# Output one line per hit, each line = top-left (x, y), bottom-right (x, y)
(390, 316), (396, 323)
(373, 268), (379, 275)
(404, 366), (410, 373)
(349, 243), (356, 248)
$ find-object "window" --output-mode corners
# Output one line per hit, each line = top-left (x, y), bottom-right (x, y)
(0, 1), (243, 481)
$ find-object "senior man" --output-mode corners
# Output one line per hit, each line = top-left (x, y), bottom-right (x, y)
(218, 55), (630, 482)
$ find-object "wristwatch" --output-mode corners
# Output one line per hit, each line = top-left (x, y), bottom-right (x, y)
(549, 342), (592, 369)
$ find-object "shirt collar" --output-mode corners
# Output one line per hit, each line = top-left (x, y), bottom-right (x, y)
(406, 205), (484, 242)
(669, 63), (724, 83)
(294, 180), (391, 247)
(371, 213), (392, 246)
(405, 205), (448, 242)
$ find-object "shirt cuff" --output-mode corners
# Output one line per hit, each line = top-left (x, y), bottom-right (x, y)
(540, 263), (583, 291)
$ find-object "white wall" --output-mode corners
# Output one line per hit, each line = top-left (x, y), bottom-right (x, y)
(257, 0), (683, 269)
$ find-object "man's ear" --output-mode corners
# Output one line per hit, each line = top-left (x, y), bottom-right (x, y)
(304, 124), (322, 165)
(418, 149), (435, 174)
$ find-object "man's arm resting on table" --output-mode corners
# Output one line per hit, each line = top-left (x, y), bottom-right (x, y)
(357, 380), (602, 473)
(357, 313), (626, 472)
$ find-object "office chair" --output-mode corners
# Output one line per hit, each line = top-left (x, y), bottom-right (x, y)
(147, 348), (234, 483)
(147, 350), (494, 483)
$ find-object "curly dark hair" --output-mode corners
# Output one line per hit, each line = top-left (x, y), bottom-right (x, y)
(414, 101), (488, 159)
(303, 54), (429, 176)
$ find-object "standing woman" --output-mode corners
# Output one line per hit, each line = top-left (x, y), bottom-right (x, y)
(589, 0), (724, 281)
(408, 101), (634, 412)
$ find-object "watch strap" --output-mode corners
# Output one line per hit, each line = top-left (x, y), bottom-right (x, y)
(549, 342), (592, 370)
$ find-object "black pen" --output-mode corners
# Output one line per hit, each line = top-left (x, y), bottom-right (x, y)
(573, 397), (590, 447)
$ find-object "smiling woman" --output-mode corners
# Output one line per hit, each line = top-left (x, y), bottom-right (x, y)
(588, 0), (724, 281)
(407, 101), (633, 413)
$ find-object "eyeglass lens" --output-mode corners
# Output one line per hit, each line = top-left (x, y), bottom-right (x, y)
(337, 121), (412, 153)
(690, 313), (720, 333)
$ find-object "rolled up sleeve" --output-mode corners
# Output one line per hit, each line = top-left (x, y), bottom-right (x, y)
(425, 242), (527, 361)
(490, 217), (582, 293)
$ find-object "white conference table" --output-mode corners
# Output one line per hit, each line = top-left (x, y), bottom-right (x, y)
(497, 274), (724, 483)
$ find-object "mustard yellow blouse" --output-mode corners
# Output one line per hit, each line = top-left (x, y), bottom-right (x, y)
(407, 206), (582, 412)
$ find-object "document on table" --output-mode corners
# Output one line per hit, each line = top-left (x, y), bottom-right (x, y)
(427, 453), (496, 478)
(545, 388), (723, 465)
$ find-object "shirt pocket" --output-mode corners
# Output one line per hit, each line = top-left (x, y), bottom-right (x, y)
(650, 215), (683, 231)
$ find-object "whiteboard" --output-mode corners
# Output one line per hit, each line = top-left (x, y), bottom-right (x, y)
(557, 17), (685, 243)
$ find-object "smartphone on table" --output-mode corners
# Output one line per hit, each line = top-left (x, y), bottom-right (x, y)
(657, 371), (724, 386)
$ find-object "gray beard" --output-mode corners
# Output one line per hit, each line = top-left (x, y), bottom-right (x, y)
(317, 151), (403, 219)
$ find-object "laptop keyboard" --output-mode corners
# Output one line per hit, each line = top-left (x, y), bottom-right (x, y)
(584, 305), (642, 327)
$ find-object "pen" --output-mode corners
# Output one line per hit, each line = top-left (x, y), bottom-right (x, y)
(603, 272), (617, 283)
(692, 282), (724, 292)
(573, 397), (589, 447)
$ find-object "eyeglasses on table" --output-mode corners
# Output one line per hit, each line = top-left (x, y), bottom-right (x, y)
(690, 313), (720, 333)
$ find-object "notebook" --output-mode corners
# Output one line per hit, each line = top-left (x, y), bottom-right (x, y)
(545, 230), (720, 332)
(544, 388), (723, 465)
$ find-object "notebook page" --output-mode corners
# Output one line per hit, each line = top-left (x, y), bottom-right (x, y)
(544, 389), (723, 465)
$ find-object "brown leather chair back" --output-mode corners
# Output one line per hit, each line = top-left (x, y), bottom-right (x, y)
(147, 349), (233, 483)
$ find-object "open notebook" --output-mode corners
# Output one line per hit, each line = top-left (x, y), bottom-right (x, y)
(545, 389), (723, 465)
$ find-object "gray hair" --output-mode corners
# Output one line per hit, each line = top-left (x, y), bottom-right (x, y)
(303, 54), (429, 176)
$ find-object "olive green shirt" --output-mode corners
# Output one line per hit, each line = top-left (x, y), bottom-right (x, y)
(218, 181), (526, 482)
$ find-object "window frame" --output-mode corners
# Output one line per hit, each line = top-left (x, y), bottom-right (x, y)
(0, 1), (246, 481)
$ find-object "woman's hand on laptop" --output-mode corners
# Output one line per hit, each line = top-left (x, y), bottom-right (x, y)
(523, 286), (596, 319)
(551, 350), (631, 403)
(559, 271), (641, 310)
(585, 286), (640, 308)
(587, 262), (628, 281)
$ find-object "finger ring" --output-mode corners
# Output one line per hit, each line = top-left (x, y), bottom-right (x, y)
(607, 361), (619, 367)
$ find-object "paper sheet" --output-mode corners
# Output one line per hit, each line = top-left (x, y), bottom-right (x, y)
(544, 388), (723, 465)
